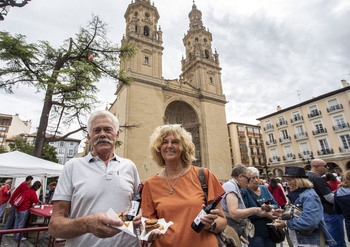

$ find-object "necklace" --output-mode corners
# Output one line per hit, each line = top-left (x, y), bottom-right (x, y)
(165, 167), (184, 195)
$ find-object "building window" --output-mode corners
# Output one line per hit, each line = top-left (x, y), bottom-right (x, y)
(313, 120), (325, 134)
(333, 115), (346, 129)
(70, 142), (74, 145)
(281, 129), (289, 140)
(265, 120), (273, 131)
(278, 116), (286, 126)
(340, 134), (350, 151)
(60, 141), (64, 147)
(0, 126), (6, 131)
(144, 57), (149, 65)
(309, 105), (320, 117)
(295, 125), (305, 138)
(68, 150), (73, 156)
(300, 142), (311, 157)
(328, 98), (341, 112)
(292, 111), (302, 122)
(238, 126), (245, 132)
(284, 145), (293, 160)
(59, 148), (64, 154)
(143, 26), (149, 36)
(247, 127), (253, 133)
(319, 138), (330, 151)
(268, 133), (274, 143)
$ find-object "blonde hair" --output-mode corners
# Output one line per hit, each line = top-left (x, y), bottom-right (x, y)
(340, 170), (350, 188)
(149, 125), (195, 168)
(295, 177), (313, 189)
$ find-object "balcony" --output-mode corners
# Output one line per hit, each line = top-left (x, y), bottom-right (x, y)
(264, 125), (274, 132)
(265, 139), (277, 146)
(333, 123), (350, 132)
(279, 136), (291, 143)
(294, 132), (308, 140)
(339, 147), (350, 153)
(269, 156), (281, 163)
(317, 148), (334, 155)
(276, 120), (288, 128)
(327, 104), (343, 113)
(299, 151), (313, 159)
(308, 110), (322, 119)
(312, 128), (327, 136)
(283, 154), (296, 161)
(290, 116), (304, 124)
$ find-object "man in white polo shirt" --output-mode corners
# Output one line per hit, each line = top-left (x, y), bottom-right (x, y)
(49, 110), (141, 247)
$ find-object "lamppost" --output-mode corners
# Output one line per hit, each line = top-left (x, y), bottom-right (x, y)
(0, 0), (31, 21)
(302, 154), (314, 172)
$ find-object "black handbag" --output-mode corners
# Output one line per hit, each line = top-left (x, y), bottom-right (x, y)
(247, 189), (286, 243)
(267, 225), (285, 243)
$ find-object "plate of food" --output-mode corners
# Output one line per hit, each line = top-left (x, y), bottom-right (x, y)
(106, 208), (136, 237)
(140, 217), (173, 241)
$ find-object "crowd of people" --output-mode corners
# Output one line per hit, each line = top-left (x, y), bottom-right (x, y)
(1, 109), (349, 247)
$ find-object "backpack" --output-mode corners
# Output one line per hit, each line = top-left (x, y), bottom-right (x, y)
(13, 191), (27, 208)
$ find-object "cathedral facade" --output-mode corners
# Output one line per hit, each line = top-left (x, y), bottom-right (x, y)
(109, 0), (232, 181)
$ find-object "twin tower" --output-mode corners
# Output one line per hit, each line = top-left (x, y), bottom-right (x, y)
(110, 0), (232, 180)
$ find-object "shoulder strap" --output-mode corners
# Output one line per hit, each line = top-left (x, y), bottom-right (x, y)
(198, 167), (208, 204)
(247, 188), (261, 207)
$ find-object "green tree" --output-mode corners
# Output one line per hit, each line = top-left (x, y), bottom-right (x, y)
(0, 146), (6, 153)
(0, 15), (137, 158)
(8, 138), (58, 163)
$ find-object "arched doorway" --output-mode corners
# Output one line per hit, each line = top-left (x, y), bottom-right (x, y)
(326, 162), (338, 172)
(346, 161), (350, 171)
(164, 101), (201, 166)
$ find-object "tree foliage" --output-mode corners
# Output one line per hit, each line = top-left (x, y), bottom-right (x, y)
(0, 15), (137, 158)
(9, 138), (58, 163)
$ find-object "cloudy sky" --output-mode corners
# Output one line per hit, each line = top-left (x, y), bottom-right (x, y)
(1, 0), (350, 137)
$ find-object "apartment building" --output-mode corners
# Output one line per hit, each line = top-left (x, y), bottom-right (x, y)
(7, 133), (80, 165)
(257, 80), (350, 176)
(227, 122), (268, 174)
(0, 113), (31, 150)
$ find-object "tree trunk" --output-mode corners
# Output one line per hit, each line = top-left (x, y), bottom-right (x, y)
(33, 85), (54, 158)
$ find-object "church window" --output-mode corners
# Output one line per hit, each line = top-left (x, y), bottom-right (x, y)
(188, 41), (191, 46)
(135, 25), (138, 33)
(204, 38), (207, 43)
(144, 26), (149, 36)
(195, 37), (198, 42)
(145, 12), (150, 18)
(209, 77), (213, 84)
(205, 50), (209, 59)
(144, 57), (149, 65)
(134, 11), (138, 16)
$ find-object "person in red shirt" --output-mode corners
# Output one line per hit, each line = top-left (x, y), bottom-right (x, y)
(0, 179), (15, 222)
(326, 172), (341, 191)
(13, 181), (41, 241)
(3, 175), (33, 230)
(268, 178), (287, 209)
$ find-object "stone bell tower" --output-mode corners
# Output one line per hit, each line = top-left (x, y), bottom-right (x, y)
(110, 0), (232, 181)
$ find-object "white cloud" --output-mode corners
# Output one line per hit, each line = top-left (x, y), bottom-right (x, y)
(0, 0), (349, 133)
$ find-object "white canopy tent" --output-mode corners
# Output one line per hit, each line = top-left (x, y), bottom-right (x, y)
(0, 151), (64, 199)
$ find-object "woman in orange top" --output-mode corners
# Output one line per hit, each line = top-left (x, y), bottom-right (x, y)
(141, 125), (226, 247)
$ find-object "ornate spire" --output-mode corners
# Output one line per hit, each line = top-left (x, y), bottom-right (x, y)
(188, 0), (203, 30)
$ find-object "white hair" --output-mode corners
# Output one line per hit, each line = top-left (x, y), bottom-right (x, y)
(247, 167), (260, 175)
(87, 110), (119, 134)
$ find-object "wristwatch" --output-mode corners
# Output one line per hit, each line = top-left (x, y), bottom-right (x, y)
(209, 221), (217, 232)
